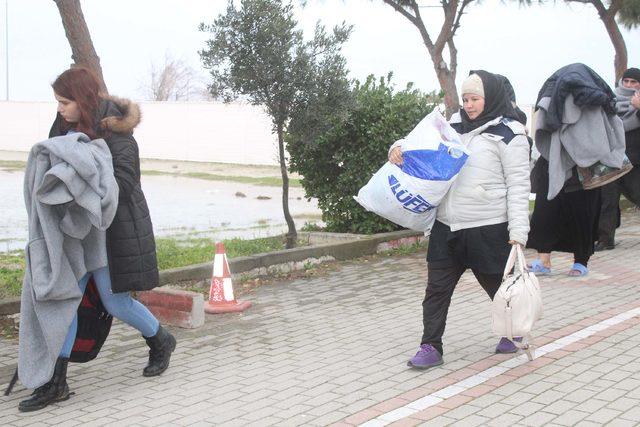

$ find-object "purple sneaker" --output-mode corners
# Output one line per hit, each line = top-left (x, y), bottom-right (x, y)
(495, 337), (522, 354)
(407, 344), (443, 369)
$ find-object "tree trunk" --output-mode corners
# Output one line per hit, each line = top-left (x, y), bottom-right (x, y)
(601, 14), (628, 82)
(277, 125), (297, 249)
(434, 59), (460, 119)
(53, 0), (108, 93)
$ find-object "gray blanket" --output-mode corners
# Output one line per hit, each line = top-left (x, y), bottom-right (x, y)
(19, 133), (118, 388)
(534, 96), (626, 199)
(615, 83), (640, 132)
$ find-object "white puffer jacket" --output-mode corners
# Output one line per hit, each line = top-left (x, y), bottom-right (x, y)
(391, 114), (531, 244)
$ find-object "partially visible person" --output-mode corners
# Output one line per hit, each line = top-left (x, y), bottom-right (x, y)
(390, 71), (531, 370)
(18, 67), (176, 412)
(596, 67), (640, 251)
(527, 63), (626, 277)
(527, 156), (601, 276)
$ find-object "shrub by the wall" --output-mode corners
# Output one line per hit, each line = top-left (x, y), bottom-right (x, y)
(287, 74), (441, 234)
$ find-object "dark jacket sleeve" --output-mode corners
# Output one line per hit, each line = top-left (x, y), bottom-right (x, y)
(49, 114), (63, 138)
(107, 133), (140, 199)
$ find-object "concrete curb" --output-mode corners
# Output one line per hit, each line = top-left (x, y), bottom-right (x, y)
(0, 230), (425, 316)
(159, 229), (425, 285)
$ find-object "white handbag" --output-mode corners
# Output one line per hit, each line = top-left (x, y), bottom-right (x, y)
(492, 245), (543, 361)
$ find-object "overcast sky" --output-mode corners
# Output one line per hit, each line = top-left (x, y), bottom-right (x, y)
(1, 0), (638, 105)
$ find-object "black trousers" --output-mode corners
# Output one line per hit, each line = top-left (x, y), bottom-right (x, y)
(598, 167), (640, 245)
(528, 158), (601, 266)
(528, 187), (601, 266)
(421, 262), (501, 355)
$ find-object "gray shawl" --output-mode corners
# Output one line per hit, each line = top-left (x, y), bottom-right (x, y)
(615, 81), (640, 132)
(535, 95), (626, 199)
(19, 133), (118, 388)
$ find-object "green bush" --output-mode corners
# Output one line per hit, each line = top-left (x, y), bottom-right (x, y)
(287, 74), (440, 234)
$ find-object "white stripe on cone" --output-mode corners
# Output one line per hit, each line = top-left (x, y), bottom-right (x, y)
(222, 277), (234, 301)
(212, 252), (224, 277)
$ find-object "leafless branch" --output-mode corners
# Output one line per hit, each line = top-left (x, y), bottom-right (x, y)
(410, 1), (436, 52)
(382, 0), (419, 25)
(141, 54), (209, 101)
(451, 0), (472, 39)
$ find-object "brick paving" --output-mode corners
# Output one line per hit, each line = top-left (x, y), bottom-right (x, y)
(0, 213), (639, 426)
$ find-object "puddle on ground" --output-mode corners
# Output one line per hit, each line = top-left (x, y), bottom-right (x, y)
(0, 170), (322, 252)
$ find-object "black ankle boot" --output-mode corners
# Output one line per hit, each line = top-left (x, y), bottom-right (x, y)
(143, 326), (176, 377)
(18, 357), (71, 412)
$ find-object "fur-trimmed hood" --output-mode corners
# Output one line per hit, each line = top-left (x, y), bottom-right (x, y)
(99, 96), (141, 134)
(49, 95), (141, 140)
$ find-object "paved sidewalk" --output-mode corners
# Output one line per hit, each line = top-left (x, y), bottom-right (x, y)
(1, 214), (640, 426)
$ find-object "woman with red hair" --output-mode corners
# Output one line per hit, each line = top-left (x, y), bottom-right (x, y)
(18, 67), (176, 412)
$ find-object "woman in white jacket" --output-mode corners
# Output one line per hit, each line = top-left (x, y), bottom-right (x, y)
(389, 71), (531, 369)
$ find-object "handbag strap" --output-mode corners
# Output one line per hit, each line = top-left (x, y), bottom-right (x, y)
(515, 245), (527, 274)
(502, 244), (527, 279)
(502, 245), (517, 279)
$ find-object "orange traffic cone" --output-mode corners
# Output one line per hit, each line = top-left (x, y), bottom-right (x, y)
(204, 242), (252, 314)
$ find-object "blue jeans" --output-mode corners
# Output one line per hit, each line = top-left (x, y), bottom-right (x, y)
(59, 266), (160, 358)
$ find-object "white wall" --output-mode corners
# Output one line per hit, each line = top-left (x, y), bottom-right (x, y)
(0, 101), (281, 165)
(0, 101), (537, 166)
(0, 102), (55, 152)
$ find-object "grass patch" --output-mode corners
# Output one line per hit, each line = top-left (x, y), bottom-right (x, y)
(379, 240), (428, 257)
(142, 158), (281, 172)
(0, 160), (26, 172)
(0, 252), (25, 299)
(0, 236), (309, 297)
(155, 235), (307, 270)
(141, 169), (301, 187)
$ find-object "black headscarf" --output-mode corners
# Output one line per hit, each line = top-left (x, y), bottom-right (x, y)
(496, 74), (528, 126)
(459, 70), (522, 134)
